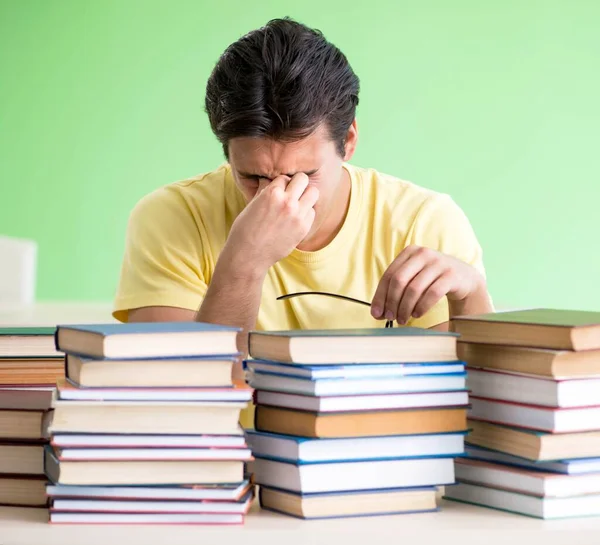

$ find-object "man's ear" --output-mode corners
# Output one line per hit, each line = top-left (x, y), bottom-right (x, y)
(343, 119), (359, 161)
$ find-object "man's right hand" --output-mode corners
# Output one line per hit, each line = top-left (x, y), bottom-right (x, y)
(224, 173), (319, 271)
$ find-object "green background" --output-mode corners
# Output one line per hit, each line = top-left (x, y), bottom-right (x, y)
(1, 0), (599, 310)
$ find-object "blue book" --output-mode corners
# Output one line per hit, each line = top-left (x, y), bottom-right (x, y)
(248, 369), (466, 396)
(55, 322), (240, 359)
(464, 444), (600, 475)
(246, 429), (466, 464)
(245, 359), (465, 379)
(259, 485), (439, 519)
(248, 327), (458, 364)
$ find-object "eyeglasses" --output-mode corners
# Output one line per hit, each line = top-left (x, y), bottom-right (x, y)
(277, 291), (394, 328)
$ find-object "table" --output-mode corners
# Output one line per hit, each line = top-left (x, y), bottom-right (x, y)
(3, 499), (600, 545)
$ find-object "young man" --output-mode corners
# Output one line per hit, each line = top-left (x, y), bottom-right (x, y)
(113, 18), (493, 344)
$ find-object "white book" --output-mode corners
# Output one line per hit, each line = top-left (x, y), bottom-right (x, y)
(49, 512), (244, 524)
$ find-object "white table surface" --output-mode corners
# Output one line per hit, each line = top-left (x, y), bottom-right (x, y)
(2, 303), (600, 543)
(3, 499), (600, 545)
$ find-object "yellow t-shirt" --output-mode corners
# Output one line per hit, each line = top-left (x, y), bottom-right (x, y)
(113, 163), (486, 427)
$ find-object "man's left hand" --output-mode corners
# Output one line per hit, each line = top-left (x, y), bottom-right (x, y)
(370, 245), (490, 325)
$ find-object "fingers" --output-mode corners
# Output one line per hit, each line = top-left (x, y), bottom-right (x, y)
(256, 178), (271, 197)
(412, 273), (453, 319)
(285, 173), (310, 201)
(381, 255), (427, 321)
(299, 185), (319, 209)
(396, 266), (441, 324)
(370, 245), (421, 319)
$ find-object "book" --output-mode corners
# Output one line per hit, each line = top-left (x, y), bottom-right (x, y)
(245, 359), (465, 379)
(50, 432), (245, 449)
(455, 458), (600, 497)
(46, 480), (251, 501)
(0, 386), (54, 410)
(49, 490), (253, 514)
(66, 353), (236, 388)
(245, 430), (466, 463)
(0, 474), (47, 507)
(248, 327), (458, 364)
(44, 446), (245, 485)
(467, 368), (600, 408)
(49, 512), (245, 524)
(54, 446), (253, 462)
(247, 371), (466, 396)
(465, 444), (600, 475)
(0, 409), (51, 440)
(451, 309), (600, 351)
(55, 322), (240, 359)
(457, 342), (600, 379)
(444, 481), (600, 519)
(0, 327), (60, 358)
(255, 405), (468, 438)
(0, 358), (64, 385)
(55, 378), (253, 403)
(48, 397), (246, 435)
(259, 485), (438, 519)
(252, 456), (455, 493)
(469, 396), (600, 433)
(466, 419), (600, 461)
(254, 389), (469, 413)
(0, 442), (44, 474)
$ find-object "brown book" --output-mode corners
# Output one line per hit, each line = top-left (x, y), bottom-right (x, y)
(255, 405), (467, 438)
(458, 342), (600, 378)
(0, 358), (64, 385)
(466, 419), (600, 461)
(0, 474), (47, 507)
(0, 409), (51, 440)
(0, 442), (45, 474)
(452, 309), (600, 350)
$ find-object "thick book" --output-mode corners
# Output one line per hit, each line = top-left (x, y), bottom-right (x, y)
(254, 405), (467, 438)
(444, 481), (600, 519)
(0, 474), (47, 507)
(259, 485), (438, 519)
(252, 456), (455, 493)
(465, 445), (600, 475)
(0, 386), (54, 410)
(0, 327), (61, 358)
(245, 359), (465, 379)
(454, 458), (600, 497)
(466, 419), (600, 461)
(56, 378), (253, 403)
(46, 480), (251, 501)
(0, 442), (44, 474)
(457, 342), (600, 379)
(248, 327), (458, 364)
(0, 358), (64, 385)
(247, 371), (466, 397)
(0, 408), (51, 440)
(451, 309), (600, 351)
(48, 396), (247, 435)
(245, 430), (466, 463)
(44, 446), (245, 485)
(254, 389), (469, 413)
(66, 353), (236, 388)
(55, 322), (240, 359)
(469, 396), (600, 433)
(467, 368), (600, 408)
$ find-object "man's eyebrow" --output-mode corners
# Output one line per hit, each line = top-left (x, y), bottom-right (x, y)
(238, 168), (319, 179)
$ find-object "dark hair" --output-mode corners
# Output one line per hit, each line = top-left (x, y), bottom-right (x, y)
(205, 18), (360, 158)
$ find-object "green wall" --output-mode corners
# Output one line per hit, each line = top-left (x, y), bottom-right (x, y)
(1, 0), (599, 310)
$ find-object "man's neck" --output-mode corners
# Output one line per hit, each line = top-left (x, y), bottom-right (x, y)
(296, 168), (352, 252)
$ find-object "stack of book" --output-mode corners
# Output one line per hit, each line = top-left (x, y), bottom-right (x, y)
(244, 327), (469, 519)
(445, 308), (600, 519)
(0, 327), (62, 507)
(45, 322), (254, 525)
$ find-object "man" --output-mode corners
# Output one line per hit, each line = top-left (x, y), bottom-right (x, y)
(113, 18), (493, 344)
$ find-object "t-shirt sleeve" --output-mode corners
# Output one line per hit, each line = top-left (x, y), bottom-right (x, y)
(406, 193), (490, 329)
(113, 187), (208, 322)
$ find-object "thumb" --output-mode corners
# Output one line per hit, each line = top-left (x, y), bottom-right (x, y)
(255, 178), (270, 197)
